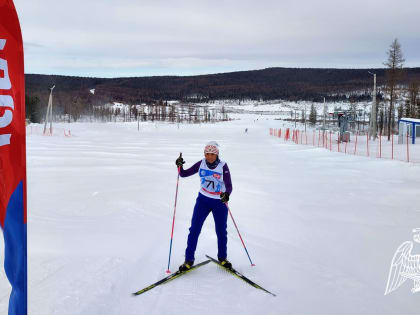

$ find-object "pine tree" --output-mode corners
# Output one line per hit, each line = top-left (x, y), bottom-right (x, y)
(309, 104), (317, 125)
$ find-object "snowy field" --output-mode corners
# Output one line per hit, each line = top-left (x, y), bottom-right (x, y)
(1, 113), (420, 314)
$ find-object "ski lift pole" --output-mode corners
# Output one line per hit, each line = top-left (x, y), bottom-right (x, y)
(166, 153), (182, 273)
(226, 203), (255, 266)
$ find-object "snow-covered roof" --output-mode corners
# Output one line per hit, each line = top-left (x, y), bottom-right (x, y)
(399, 117), (420, 124)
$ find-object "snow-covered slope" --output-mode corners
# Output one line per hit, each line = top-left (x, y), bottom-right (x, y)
(1, 113), (420, 314)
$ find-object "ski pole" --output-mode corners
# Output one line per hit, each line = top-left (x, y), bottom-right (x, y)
(226, 203), (255, 266)
(166, 152), (182, 273)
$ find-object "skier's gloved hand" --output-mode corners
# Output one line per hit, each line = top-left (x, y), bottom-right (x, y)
(220, 192), (229, 203)
(175, 156), (185, 167)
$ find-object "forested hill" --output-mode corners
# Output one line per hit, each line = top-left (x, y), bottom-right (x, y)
(25, 67), (420, 105)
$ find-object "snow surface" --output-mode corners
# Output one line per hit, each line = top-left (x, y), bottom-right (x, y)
(1, 112), (420, 314)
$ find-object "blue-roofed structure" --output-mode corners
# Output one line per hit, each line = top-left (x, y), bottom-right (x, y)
(398, 118), (420, 144)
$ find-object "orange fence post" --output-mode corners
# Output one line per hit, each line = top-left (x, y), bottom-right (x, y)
(337, 133), (340, 152)
(329, 131), (332, 151)
(366, 133), (369, 157)
(354, 132), (358, 155)
(325, 132), (328, 149)
(318, 130), (320, 147)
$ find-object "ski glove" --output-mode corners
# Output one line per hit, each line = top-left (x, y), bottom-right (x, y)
(220, 192), (229, 203)
(176, 156), (185, 167)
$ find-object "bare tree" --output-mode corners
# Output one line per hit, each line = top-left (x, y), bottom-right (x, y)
(384, 38), (405, 140)
(70, 94), (85, 122)
(169, 105), (176, 123)
(188, 104), (194, 123)
(378, 103), (384, 136)
(407, 80), (419, 118)
(397, 104), (404, 122)
(417, 100), (420, 119)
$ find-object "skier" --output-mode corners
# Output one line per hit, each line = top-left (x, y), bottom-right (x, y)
(175, 141), (233, 271)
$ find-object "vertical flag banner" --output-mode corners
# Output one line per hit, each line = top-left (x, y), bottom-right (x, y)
(0, 0), (27, 314)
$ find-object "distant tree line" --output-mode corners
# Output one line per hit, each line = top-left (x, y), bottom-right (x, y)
(24, 66), (420, 124)
(90, 101), (229, 124)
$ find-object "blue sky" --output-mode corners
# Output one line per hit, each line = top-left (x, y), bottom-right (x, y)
(14, 0), (420, 78)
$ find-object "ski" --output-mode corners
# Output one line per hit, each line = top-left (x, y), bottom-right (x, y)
(205, 255), (276, 297)
(132, 259), (211, 296)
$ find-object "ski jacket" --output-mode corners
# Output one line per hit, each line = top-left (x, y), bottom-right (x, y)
(179, 159), (232, 199)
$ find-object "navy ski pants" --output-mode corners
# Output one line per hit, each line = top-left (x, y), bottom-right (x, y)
(185, 193), (228, 262)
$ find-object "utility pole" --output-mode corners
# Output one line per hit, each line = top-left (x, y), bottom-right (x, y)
(43, 85), (55, 135)
(368, 72), (377, 140)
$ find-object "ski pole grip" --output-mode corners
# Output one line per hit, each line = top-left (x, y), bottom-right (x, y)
(177, 152), (182, 173)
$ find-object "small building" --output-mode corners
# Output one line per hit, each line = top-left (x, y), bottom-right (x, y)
(398, 118), (420, 144)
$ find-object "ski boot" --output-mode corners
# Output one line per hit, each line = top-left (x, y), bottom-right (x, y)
(179, 261), (194, 272)
(218, 258), (232, 269)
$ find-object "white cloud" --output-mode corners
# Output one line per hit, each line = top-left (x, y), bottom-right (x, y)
(13, 0), (420, 77)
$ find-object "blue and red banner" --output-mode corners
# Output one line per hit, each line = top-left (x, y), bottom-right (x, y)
(0, 0), (27, 314)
